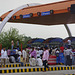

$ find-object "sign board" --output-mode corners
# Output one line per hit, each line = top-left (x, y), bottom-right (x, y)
(41, 11), (50, 16)
(23, 14), (30, 18)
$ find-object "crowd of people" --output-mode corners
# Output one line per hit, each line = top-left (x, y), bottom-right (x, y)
(0, 39), (75, 72)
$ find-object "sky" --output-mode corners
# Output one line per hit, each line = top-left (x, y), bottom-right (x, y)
(0, 0), (75, 39)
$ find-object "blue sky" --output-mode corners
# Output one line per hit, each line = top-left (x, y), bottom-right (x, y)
(0, 0), (75, 39)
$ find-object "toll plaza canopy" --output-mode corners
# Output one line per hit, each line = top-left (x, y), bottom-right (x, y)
(0, 0), (75, 25)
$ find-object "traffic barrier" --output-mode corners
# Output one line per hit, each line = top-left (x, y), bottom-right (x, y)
(1, 63), (65, 68)
(0, 66), (75, 73)
(48, 55), (56, 65)
(65, 74), (75, 75)
(1, 63), (30, 68)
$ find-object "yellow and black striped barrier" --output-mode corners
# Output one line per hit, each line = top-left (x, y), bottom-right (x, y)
(1, 63), (67, 68)
(0, 66), (75, 73)
(2, 64), (21, 68)
(25, 64), (30, 67)
(1, 63), (30, 68)
(65, 74), (75, 75)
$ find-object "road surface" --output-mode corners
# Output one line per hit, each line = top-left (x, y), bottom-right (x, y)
(1, 70), (75, 75)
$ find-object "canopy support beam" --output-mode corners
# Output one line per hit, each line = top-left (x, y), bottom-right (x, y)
(64, 24), (72, 37)
(0, 4), (32, 33)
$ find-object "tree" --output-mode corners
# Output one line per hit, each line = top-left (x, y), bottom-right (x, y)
(0, 28), (31, 49)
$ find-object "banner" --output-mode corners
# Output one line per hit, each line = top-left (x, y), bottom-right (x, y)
(59, 53), (64, 63)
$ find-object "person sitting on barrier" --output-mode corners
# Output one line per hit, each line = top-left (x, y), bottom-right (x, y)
(17, 55), (23, 66)
(29, 47), (37, 66)
(30, 56), (36, 67)
(9, 56), (16, 63)
(42, 46), (49, 72)
(36, 57), (43, 66)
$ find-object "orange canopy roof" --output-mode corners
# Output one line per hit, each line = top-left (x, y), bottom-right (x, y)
(0, 0), (75, 25)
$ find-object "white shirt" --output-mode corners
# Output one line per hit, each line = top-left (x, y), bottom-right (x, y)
(37, 50), (40, 57)
(16, 49), (18, 54)
(56, 50), (59, 53)
(37, 58), (43, 66)
(64, 49), (72, 56)
(1, 49), (4, 58)
(22, 50), (27, 58)
(39, 50), (43, 55)
(1, 49), (8, 58)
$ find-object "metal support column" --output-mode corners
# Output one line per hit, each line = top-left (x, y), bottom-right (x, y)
(64, 24), (72, 37)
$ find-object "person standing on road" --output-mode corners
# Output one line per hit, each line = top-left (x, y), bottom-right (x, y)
(1, 48), (8, 67)
(42, 46), (49, 72)
(22, 48), (27, 65)
(64, 47), (72, 66)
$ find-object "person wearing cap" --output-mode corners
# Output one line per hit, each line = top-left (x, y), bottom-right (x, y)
(42, 46), (49, 72)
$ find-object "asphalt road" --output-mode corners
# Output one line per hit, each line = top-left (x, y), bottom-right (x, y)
(0, 70), (75, 75)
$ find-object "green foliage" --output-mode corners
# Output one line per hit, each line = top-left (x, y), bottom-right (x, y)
(0, 28), (31, 49)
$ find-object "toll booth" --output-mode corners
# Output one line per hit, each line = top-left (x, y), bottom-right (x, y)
(27, 38), (45, 47)
(44, 38), (63, 48)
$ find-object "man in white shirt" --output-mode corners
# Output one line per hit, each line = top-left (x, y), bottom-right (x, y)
(36, 57), (43, 66)
(22, 48), (27, 65)
(1, 48), (8, 66)
(39, 47), (43, 59)
(64, 47), (72, 66)
(36, 48), (40, 58)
